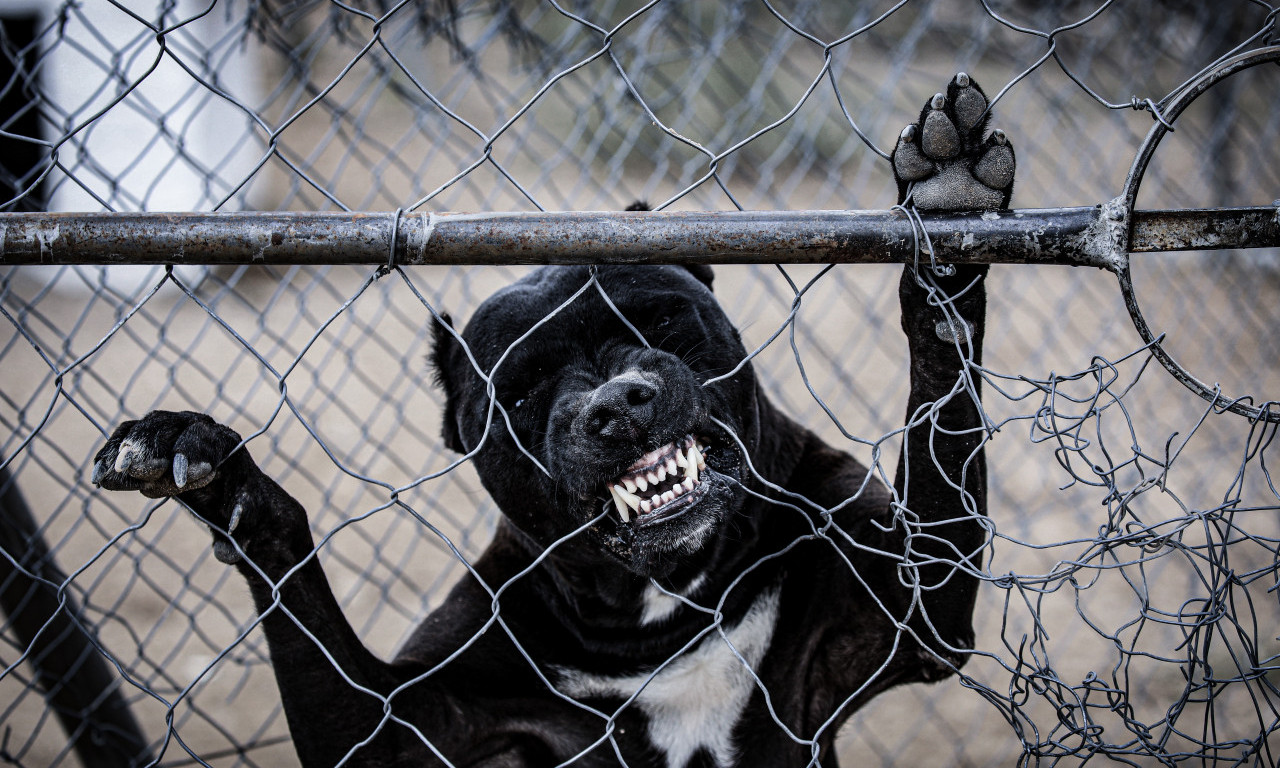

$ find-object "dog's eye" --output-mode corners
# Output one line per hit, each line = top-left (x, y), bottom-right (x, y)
(498, 378), (541, 412)
(500, 389), (532, 411)
(643, 307), (682, 334)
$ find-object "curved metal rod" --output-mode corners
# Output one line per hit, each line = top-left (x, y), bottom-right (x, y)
(1112, 45), (1280, 423)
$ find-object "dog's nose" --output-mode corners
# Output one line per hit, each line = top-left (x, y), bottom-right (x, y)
(583, 372), (658, 441)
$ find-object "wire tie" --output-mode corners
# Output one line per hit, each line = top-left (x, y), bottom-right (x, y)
(1131, 96), (1175, 130)
(379, 208), (404, 277)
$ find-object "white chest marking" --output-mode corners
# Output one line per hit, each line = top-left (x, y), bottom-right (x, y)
(558, 590), (780, 768)
(641, 574), (707, 626)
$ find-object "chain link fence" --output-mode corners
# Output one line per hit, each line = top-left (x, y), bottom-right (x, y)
(2, 0), (1279, 766)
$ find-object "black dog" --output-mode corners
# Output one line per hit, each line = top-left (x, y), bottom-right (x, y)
(93, 75), (1011, 767)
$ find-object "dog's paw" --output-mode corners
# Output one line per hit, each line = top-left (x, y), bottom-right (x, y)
(93, 411), (255, 562)
(92, 411), (242, 497)
(892, 72), (1014, 212)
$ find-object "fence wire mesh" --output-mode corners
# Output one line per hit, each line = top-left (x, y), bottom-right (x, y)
(2, 0), (1280, 766)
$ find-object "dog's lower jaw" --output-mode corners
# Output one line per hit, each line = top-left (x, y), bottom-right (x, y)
(585, 469), (741, 580)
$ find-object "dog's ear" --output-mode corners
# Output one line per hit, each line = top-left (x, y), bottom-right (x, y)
(683, 264), (714, 290)
(430, 313), (466, 453)
(626, 201), (716, 291)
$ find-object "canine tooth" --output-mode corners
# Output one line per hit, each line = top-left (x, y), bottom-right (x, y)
(636, 475), (648, 492)
(693, 443), (706, 471)
(685, 445), (699, 481)
(610, 486), (631, 522)
(623, 477), (637, 494)
(617, 485), (642, 512)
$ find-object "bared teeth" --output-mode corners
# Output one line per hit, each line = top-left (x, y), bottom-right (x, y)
(607, 436), (710, 524)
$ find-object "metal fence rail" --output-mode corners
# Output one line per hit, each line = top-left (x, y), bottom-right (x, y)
(2, 1), (1279, 767)
(2, 206), (1279, 267)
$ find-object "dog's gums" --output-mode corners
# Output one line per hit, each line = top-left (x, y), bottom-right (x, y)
(606, 436), (709, 524)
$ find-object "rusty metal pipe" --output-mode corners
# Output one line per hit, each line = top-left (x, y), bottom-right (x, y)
(0, 206), (1276, 268)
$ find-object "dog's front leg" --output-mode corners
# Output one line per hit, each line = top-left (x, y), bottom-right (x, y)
(888, 73), (1013, 674)
(92, 411), (437, 766)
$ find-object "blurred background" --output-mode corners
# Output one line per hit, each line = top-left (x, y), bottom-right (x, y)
(1, 1), (1278, 765)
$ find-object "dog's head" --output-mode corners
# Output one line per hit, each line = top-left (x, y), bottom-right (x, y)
(431, 265), (761, 578)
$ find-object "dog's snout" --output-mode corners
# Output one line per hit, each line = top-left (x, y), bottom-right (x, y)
(584, 372), (659, 441)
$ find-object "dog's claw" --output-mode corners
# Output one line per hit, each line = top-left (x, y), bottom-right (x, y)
(173, 453), (189, 488)
(210, 500), (248, 564)
(114, 443), (135, 474)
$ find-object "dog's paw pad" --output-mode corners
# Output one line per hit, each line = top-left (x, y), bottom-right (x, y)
(893, 124), (935, 181)
(950, 72), (988, 133)
(974, 130), (1014, 191)
(891, 73), (1015, 212)
(921, 93), (961, 159)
